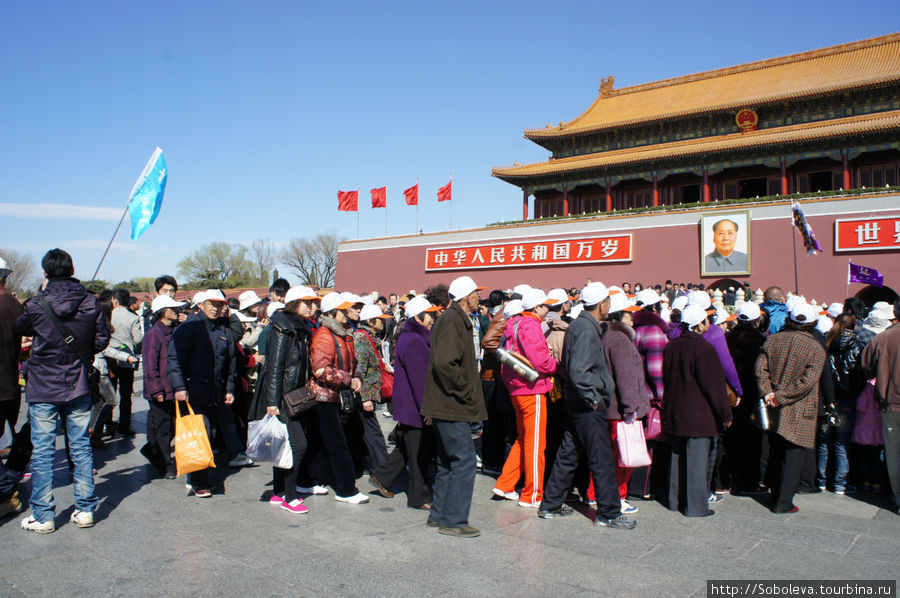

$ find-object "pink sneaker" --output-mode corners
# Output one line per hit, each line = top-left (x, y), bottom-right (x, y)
(269, 494), (284, 506)
(280, 498), (309, 514)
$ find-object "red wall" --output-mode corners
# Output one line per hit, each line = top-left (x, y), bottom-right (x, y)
(337, 211), (900, 304)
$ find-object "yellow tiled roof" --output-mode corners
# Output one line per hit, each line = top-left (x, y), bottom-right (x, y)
(494, 110), (900, 180)
(525, 33), (900, 140)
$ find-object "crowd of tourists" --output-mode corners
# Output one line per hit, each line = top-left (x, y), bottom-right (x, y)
(0, 249), (898, 539)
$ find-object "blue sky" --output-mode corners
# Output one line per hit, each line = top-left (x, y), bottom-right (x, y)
(1, 1), (895, 285)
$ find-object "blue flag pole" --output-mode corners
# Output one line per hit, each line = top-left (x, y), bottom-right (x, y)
(87, 147), (167, 290)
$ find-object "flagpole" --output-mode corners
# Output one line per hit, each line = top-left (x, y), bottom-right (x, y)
(384, 182), (388, 236)
(87, 205), (130, 290)
(416, 178), (419, 233)
(847, 259), (852, 297)
(357, 188), (360, 239)
(449, 173), (453, 230)
(791, 219), (800, 295)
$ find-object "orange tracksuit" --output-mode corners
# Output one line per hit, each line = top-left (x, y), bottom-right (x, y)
(495, 393), (547, 504)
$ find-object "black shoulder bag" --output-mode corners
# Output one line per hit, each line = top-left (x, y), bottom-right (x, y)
(331, 331), (361, 415)
(36, 295), (101, 399)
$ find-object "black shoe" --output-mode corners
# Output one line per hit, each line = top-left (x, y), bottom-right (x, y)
(438, 525), (480, 538)
(121, 429), (136, 438)
(734, 486), (769, 496)
(164, 471), (177, 480)
(594, 514), (637, 530)
(700, 510), (716, 517)
(538, 504), (573, 519)
(426, 518), (440, 528)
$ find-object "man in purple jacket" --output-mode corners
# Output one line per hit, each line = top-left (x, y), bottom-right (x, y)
(140, 295), (186, 479)
(15, 249), (109, 533)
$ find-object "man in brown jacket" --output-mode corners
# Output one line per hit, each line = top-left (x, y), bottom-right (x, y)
(422, 276), (486, 538)
(756, 303), (826, 514)
(860, 299), (900, 510)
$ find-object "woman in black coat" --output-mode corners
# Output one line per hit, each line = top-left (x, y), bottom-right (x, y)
(250, 288), (319, 514)
(663, 305), (732, 517)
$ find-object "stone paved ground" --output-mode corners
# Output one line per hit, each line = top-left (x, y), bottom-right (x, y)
(1, 386), (898, 597)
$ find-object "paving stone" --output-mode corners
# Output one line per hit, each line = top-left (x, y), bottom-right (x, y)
(0, 577), (27, 597)
(846, 535), (900, 562)
(741, 539), (890, 578)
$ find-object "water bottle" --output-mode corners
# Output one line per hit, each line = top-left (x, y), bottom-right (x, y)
(757, 398), (770, 430)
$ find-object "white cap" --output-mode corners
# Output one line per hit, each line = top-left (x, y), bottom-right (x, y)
(233, 310), (256, 323)
(0, 256), (10, 275)
(789, 303), (818, 324)
(238, 291), (263, 311)
(608, 289), (640, 314)
(449, 276), (483, 301)
(568, 303), (584, 319)
(321, 292), (353, 313)
(785, 295), (805, 314)
(151, 295), (186, 314)
(266, 302), (284, 318)
(503, 299), (524, 317)
(359, 304), (391, 321)
(340, 292), (364, 306)
(687, 290), (712, 311)
(361, 295), (375, 305)
(737, 302), (761, 322)
(714, 307), (734, 324)
(191, 292), (205, 307)
(405, 295), (440, 319)
(681, 304), (709, 328)
(196, 289), (226, 304)
(826, 302), (844, 318)
(580, 282), (609, 307)
(512, 284), (533, 298)
(284, 286), (319, 303)
(522, 288), (553, 310)
(671, 296), (689, 311)
(869, 302), (895, 322)
(635, 289), (660, 307)
(816, 315), (834, 335)
(546, 288), (569, 306)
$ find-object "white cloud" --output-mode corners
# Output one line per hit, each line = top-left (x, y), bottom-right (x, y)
(14, 240), (144, 253)
(0, 202), (122, 221)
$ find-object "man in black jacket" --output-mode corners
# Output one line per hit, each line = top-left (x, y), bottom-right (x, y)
(539, 282), (636, 530)
(421, 276), (487, 538)
(167, 289), (237, 498)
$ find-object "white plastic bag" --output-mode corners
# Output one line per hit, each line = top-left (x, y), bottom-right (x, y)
(275, 433), (293, 470)
(616, 420), (652, 468)
(246, 414), (289, 465)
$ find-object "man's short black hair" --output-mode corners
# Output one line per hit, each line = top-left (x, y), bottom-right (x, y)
(227, 297), (240, 310)
(376, 296), (387, 304)
(712, 218), (739, 233)
(113, 288), (131, 307)
(154, 275), (178, 293)
(488, 289), (507, 308)
(270, 278), (290, 295)
(41, 248), (74, 279)
(894, 298), (900, 320)
(843, 297), (867, 320)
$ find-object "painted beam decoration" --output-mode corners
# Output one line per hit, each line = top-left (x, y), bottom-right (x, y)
(834, 215), (900, 252)
(425, 234), (632, 271)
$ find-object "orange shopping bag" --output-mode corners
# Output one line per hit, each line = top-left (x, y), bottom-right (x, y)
(174, 401), (216, 477)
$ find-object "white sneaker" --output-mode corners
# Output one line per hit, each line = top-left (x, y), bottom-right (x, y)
(620, 499), (639, 514)
(70, 510), (94, 528)
(21, 515), (55, 533)
(517, 500), (540, 509)
(335, 492), (369, 504)
(492, 488), (520, 501)
(296, 485), (329, 495)
(228, 453), (254, 468)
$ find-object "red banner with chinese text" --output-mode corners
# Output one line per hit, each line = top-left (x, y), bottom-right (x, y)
(834, 215), (900, 252)
(425, 235), (632, 271)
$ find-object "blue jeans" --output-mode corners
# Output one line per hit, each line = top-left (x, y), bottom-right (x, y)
(30, 395), (98, 522)
(816, 409), (855, 491)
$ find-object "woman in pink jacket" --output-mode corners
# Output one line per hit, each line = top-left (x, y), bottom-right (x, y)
(492, 289), (558, 508)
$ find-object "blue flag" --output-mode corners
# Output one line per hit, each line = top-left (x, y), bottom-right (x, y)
(128, 147), (167, 241)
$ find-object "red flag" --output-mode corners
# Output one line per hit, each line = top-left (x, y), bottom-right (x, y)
(403, 183), (418, 206)
(337, 190), (358, 212)
(437, 180), (452, 202)
(370, 186), (386, 208)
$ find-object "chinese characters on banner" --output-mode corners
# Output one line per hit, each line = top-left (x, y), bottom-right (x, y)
(425, 235), (632, 271)
(834, 216), (900, 252)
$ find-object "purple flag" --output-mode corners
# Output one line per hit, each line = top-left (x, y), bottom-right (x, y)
(791, 201), (822, 256)
(848, 262), (884, 287)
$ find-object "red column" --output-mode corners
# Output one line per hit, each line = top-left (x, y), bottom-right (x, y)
(702, 168), (710, 202)
(652, 175), (659, 207)
(562, 186), (569, 216)
(842, 152), (850, 190)
(522, 189), (529, 220)
(780, 159), (788, 195)
(605, 179), (612, 212)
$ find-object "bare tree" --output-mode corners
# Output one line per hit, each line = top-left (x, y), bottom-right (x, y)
(0, 248), (38, 295)
(249, 239), (275, 284)
(177, 242), (258, 288)
(281, 231), (342, 288)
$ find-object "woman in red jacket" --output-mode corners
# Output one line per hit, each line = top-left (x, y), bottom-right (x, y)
(492, 288), (558, 508)
(308, 292), (369, 504)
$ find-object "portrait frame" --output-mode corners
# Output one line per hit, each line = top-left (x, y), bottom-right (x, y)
(699, 210), (751, 277)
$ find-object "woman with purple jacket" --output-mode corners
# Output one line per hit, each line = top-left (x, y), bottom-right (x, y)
(369, 296), (441, 509)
